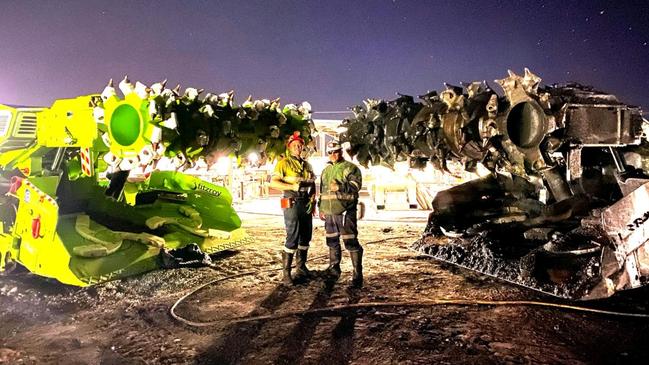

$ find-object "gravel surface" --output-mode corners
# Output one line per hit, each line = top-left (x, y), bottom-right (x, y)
(1, 213), (648, 364)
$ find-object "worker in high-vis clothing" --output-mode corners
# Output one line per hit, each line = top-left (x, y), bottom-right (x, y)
(270, 131), (316, 285)
(318, 140), (364, 287)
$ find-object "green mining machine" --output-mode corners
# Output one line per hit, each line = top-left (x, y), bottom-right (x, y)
(0, 79), (314, 286)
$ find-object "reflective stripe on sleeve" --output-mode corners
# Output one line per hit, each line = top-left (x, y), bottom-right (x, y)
(320, 193), (356, 201)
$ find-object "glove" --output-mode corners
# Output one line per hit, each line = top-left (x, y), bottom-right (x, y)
(329, 180), (340, 192)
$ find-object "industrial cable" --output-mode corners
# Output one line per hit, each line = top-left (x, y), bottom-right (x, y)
(181, 299), (649, 327)
(170, 236), (412, 325)
(170, 236), (649, 327)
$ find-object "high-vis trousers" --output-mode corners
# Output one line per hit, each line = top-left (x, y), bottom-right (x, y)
(324, 209), (361, 251)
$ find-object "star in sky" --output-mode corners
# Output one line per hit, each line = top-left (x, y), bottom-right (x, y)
(0, 0), (647, 112)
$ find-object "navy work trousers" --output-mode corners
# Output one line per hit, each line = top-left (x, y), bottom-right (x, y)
(283, 198), (312, 252)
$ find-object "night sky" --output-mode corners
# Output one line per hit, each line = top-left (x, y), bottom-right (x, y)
(1, 0), (647, 115)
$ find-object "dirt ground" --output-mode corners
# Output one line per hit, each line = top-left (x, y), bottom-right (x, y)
(1, 212), (649, 365)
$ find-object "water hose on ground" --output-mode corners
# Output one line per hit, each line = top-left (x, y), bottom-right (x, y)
(170, 236), (649, 327)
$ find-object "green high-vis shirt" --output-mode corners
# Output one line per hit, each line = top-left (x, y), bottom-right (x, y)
(318, 159), (362, 215)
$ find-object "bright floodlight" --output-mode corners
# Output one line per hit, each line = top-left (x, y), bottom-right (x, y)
(248, 152), (259, 164)
(215, 156), (232, 175)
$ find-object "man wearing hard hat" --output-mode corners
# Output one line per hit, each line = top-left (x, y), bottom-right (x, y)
(318, 140), (364, 287)
(270, 131), (316, 285)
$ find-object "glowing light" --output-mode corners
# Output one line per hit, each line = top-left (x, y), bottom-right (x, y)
(248, 152), (259, 164)
(308, 156), (328, 175)
(394, 161), (409, 175)
(215, 156), (232, 175)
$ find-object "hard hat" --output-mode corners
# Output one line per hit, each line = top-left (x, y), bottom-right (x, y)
(326, 140), (342, 153)
(286, 131), (305, 146)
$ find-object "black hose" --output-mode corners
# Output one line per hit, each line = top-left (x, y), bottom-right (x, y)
(169, 236), (649, 327)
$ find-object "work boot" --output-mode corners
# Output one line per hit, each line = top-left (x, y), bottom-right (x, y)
(325, 246), (342, 280)
(281, 251), (294, 286)
(293, 249), (311, 281)
(350, 248), (363, 287)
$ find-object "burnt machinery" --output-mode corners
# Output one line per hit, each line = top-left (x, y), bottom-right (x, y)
(338, 69), (649, 300)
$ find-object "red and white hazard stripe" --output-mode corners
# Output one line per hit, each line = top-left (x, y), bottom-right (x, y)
(80, 147), (93, 176)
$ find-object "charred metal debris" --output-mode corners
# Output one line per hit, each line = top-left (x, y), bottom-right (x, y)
(338, 69), (649, 300)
